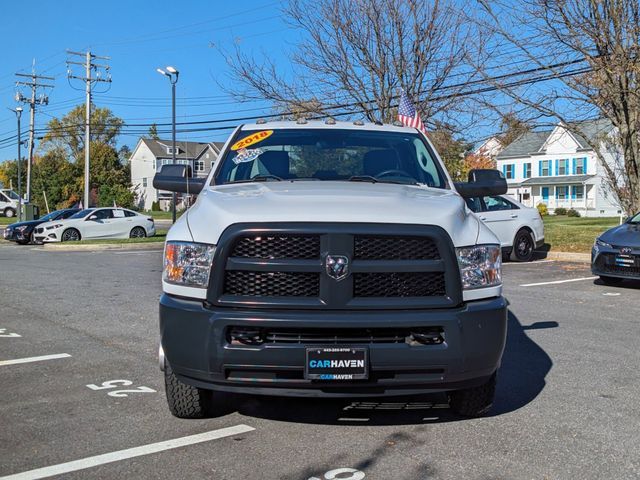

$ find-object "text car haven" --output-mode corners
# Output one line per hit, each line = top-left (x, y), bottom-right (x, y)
(309, 359), (365, 369)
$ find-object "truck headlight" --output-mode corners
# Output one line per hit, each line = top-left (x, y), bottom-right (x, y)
(456, 244), (502, 290)
(163, 241), (216, 288)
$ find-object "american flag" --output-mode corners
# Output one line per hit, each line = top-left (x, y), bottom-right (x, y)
(397, 90), (426, 132)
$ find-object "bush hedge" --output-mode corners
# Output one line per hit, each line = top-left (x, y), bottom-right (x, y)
(536, 203), (549, 216)
(567, 208), (581, 217)
(554, 207), (567, 215)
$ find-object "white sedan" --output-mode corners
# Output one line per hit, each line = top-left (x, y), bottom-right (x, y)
(465, 195), (545, 262)
(33, 208), (155, 243)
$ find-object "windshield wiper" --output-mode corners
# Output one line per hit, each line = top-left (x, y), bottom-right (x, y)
(227, 175), (283, 184)
(348, 175), (418, 185)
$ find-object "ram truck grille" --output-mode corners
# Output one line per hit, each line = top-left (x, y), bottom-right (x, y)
(208, 223), (462, 310)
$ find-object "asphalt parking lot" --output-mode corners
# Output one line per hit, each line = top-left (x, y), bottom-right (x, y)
(1, 242), (638, 480)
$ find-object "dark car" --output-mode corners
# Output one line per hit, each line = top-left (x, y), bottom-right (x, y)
(592, 212), (640, 285)
(2, 208), (81, 245)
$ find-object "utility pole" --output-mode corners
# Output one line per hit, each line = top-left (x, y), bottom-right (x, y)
(15, 71), (54, 203)
(67, 50), (111, 209)
(8, 107), (23, 221)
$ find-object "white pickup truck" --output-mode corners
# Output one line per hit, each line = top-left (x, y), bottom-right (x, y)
(154, 120), (509, 419)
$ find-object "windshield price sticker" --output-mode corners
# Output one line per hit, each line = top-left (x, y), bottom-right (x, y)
(233, 148), (263, 164)
(231, 130), (273, 151)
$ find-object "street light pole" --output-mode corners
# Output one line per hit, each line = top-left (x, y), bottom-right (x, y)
(9, 107), (23, 221)
(157, 66), (179, 224)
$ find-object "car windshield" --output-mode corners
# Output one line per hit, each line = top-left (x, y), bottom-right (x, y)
(39, 210), (64, 222)
(213, 128), (448, 188)
(628, 212), (640, 224)
(69, 209), (94, 219)
(3, 190), (20, 200)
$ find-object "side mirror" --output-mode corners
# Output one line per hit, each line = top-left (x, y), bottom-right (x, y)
(454, 169), (508, 199)
(88, 214), (98, 221)
(153, 164), (206, 195)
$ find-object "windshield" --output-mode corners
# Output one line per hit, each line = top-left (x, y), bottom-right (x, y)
(213, 128), (448, 188)
(3, 190), (20, 200)
(39, 210), (64, 222)
(69, 209), (94, 219)
(628, 212), (640, 224)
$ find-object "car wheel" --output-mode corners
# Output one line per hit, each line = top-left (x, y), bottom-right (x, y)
(448, 373), (496, 417)
(61, 228), (81, 242)
(164, 363), (230, 418)
(511, 229), (534, 262)
(599, 275), (623, 285)
(4, 208), (15, 218)
(129, 226), (146, 238)
(17, 237), (30, 245)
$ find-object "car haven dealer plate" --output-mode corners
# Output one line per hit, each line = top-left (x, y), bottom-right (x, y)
(305, 347), (368, 380)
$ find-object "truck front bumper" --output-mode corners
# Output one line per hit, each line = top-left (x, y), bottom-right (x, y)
(160, 294), (508, 397)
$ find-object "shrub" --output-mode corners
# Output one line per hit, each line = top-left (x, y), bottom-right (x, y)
(151, 201), (160, 211)
(554, 207), (567, 215)
(567, 208), (581, 217)
(536, 203), (548, 216)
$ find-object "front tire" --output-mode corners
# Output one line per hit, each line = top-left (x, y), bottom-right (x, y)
(448, 373), (496, 417)
(599, 275), (623, 285)
(164, 364), (230, 418)
(511, 229), (534, 262)
(4, 208), (15, 218)
(61, 228), (81, 242)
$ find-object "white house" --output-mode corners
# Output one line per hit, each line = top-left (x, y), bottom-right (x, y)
(495, 120), (621, 217)
(129, 138), (224, 211)
(474, 136), (503, 159)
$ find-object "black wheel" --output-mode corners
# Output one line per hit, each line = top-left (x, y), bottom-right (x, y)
(4, 208), (15, 218)
(599, 275), (623, 285)
(17, 238), (30, 245)
(61, 228), (81, 242)
(448, 373), (496, 417)
(511, 229), (534, 262)
(129, 226), (146, 238)
(164, 364), (230, 418)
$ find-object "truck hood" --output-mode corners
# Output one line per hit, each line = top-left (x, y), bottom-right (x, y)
(178, 181), (485, 247)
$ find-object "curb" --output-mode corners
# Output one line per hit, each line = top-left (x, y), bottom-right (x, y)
(535, 250), (590, 263)
(42, 242), (164, 252)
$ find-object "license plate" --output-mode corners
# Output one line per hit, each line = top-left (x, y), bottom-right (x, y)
(615, 254), (635, 267)
(305, 347), (368, 380)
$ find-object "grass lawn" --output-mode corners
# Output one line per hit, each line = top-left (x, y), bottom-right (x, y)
(74, 230), (167, 245)
(0, 217), (16, 225)
(543, 215), (620, 253)
(149, 210), (184, 221)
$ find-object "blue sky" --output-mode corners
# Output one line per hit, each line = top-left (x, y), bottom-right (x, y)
(0, 0), (294, 161)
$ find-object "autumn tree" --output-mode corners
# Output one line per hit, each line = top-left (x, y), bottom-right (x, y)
(477, 0), (640, 214)
(222, 0), (480, 127)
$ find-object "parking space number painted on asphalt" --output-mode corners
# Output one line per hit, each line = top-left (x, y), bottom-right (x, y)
(0, 328), (21, 338)
(309, 468), (366, 480)
(86, 379), (156, 397)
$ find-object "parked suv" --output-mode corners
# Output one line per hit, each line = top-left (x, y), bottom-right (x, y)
(154, 121), (508, 418)
(465, 195), (545, 262)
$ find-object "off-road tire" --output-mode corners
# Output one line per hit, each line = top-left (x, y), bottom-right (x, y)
(164, 364), (228, 419)
(511, 229), (534, 262)
(4, 207), (15, 218)
(448, 373), (496, 417)
(599, 275), (623, 286)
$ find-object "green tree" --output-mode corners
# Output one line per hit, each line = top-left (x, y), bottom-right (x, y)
(97, 184), (135, 208)
(31, 149), (80, 211)
(427, 127), (471, 181)
(148, 123), (159, 140)
(41, 104), (123, 163)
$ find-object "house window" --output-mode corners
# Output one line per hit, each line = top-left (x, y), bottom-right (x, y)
(195, 160), (205, 172)
(504, 164), (514, 179)
(575, 157), (586, 174)
(523, 163), (532, 178)
(541, 160), (552, 176)
(211, 160), (216, 170)
(142, 177), (148, 187)
(573, 185), (584, 199)
(558, 159), (568, 175)
(557, 186), (568, 199)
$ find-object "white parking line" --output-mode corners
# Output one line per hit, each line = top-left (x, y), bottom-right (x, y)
(520, 276), (597, 287)
(0, 425), (255, 480)
(0, 353), (71, 367)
